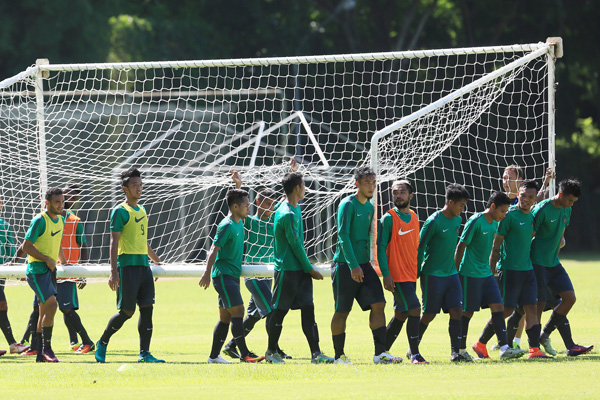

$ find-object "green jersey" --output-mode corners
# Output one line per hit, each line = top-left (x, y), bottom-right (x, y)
(273, 201), (312, 273)
(244, 214), (274, 264)
(333, 195), (374, 269)
(110, 205), (149, 268)
(212, 216), (244, 278)
(24, 212), (66, 274)
(497, 205), (534, 271)
(531, 199), (571, 267)
(459, 213), (497, 278)
(0, 218), (16, 264)
(418, 210), (461, 277)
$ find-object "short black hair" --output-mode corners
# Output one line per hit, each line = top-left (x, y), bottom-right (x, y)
(559, 178), (581, 197)
(354, 166), (375, 182)
(45, 187), (64, 201)
(282, 172), (304, 196)
(519, 179), (539, 191)
(445, 183), (470, 203)
(121, 167), (142, 187)
(487, 191), (512, 208)
(226, 189), (249, 209)
(257, 188), (277, 200)
(392, 179), (413, 194)
(505, 165), (524, 180)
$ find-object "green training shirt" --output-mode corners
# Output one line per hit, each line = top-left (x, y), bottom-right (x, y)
(0, 218), (16, 264)
(377, 208), (412, 277)
(244, 214), (274, 264)
(497, 205), (534, 271)
(417, 210), (461, 277)
(273, 201), (313, 273)
(212, 216), (245, 278)
(333, 194), (374, 269)
(531, 199), (571, 267)
(110, 205), (149, 268)
(25, 213), (66, 275)
(459, 213), (497, 278)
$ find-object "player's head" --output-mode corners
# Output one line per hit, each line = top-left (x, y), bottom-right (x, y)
(226, 189), (250, 219)
(45, 187), (65, 215)
(502, 165), (524, 198)
(391, 179), (413, 210)
(256, 188), (278, 217)
(354, 166), (376, 200)
(445, 183), (469, 217)
(557, 178), (581, 209)
(282, 172), (305, 200)
(517, 179), (539, 211)
(63, 182), (81, 210)
(121, 167), (142, 200)
(487, 191), (512, 222)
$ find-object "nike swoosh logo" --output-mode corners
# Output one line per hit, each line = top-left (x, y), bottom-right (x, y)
(51, 230), (61, 237)
(550, 219), (557, 222)
(63, 303), (70, 306)
(357, 214), (362, 217)
(483, 232), (490, 235)
(398, 228), (414, 236)
(135, 216), (144, 223)
(442, 229), (449, 232)
(519, 222), (525, 225)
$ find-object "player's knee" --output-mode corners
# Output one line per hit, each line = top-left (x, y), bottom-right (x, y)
(228, 305), (244, 318)
(370, 302), (385, 313)
(407, 308), (420, 318)
(61, 308), (73, 315)
(489, 303), (504, 313)
(0, 301), (7, 311)
(333, 312), (350, 322)
(448, 307), (462, 320)
(562, 291), (576, 306)
(120, 309), (135, 319)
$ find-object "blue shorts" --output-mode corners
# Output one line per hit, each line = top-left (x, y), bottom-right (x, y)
(460, 275), (503, 312)
(245, 278), (273, 318)
(27, 270), (57, 304)
(272, 269), (313, 311)
(56, 281), (79, 310)
(533, 263), (574, 302)
(0, 280), (6, 303)
(213, 275), (243, 309)
(117, 266), (155, 311)
(392, 281), (421, 313)
(498, 269), (537, 309)
(332, 262), (386, 313)
(420, 274), (462, 314)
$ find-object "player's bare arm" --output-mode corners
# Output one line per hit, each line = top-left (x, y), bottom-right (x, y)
(199, 244), (219, 289)
(454, 241), (468, 272)
(108, 231), (120, 291)
(489, 234), (504, 275)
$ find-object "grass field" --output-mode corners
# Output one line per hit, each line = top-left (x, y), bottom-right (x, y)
(0, 256), (598, 399)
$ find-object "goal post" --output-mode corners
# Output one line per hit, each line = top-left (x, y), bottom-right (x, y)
(0, 40), (560, 279)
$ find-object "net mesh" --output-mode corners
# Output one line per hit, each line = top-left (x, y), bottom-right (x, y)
(0, 45), (551, 278)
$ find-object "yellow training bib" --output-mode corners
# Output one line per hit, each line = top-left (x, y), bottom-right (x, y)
(118, 202), (148, 255)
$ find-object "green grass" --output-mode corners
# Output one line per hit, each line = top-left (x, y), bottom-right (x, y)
(1, 257), (599, 399)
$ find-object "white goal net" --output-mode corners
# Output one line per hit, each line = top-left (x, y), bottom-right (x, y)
(0, 41), (558, 278)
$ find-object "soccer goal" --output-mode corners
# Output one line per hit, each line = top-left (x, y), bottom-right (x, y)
(0, 38), (562, 279)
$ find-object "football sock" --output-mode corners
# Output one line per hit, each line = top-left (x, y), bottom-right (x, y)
(231, 317), (249, 358)
(479, 320), (495, 345)
(449, 318), (462, 354)
(491, 311), (508, 346)
(372, 326), (387, 356)
(300, 306), (320, 354)
(407, 316), (421, 356)
(418, 321), (429, 341)
(22, 308), (39, 344)
(332, 333), (345, 358)
(513, 337), (521, 346)
(243, 314), (261, 336)
(0, 310), (17, 345)
(100, 310), (132, 345)
(540, 311), (566, 341)
(209, 321), (229, 359)
(63, 310), (92, 345)
(460, 316), (471, 349)
(34, 330), (42, 352)
(385, 317), (405, 351)
(63, 310), (78, 344)
(42, 325), (53, 350)
(506, 311), (523, 345)
(526, 323), (541, 349)
(267, 309), (288, 352)
(138, 306), (153, 353)
(556, 317), (575, 349)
